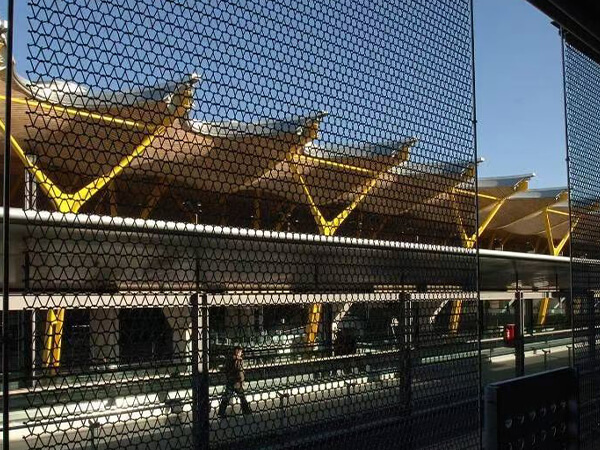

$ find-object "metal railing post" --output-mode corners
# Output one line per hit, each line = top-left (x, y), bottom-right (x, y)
(2, 1), (14, 448)
(514, 290), (525, 377)
(200, 291), (210, 448)
(190, 292), (200, 450)
(587, 290), (596, 363)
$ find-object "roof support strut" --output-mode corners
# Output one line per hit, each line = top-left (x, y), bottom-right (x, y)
(537, 297), (550, 327)
(42, 308), (65, 374)
(297, 141), (414, 344)
(544, 207), (577, 256)
(2, 81), (195, 371)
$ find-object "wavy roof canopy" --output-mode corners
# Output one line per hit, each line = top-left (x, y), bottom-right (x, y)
(0, 23), (590, 255)
(476, 175), (573, 254)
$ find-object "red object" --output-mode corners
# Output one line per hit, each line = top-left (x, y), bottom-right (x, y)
(503, 324), (516, 347)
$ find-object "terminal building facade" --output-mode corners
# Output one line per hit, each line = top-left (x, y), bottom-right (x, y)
(1, 1), (600, 449)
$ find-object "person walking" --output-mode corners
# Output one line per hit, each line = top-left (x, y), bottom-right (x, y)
(218, 346), (252, 417)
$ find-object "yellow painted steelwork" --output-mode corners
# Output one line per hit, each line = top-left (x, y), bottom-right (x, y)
(546, 208), (569, 217)
(0, 81), (195, 213)
(0, 95), (155, 131)
(291, 153), (381, 176)
(42, 308), (65, 373)
(453, 187), (499, 201)
(455, 197), (500, 250)
(293, 143), (411, 237)
(306, 303), (322, 346)
(465, 197), (508, 248)
(456, 178), (530, 250)
(449, 299), (462, 333)
(451, 178), (530, 331)
(1, 85), (194, 371)
(0, 118), (166, 213)
(296, 170), (382, 237)
(537, 297), (550, 327)
(544, 207), (577, 256)
(298, 141), (413, 344)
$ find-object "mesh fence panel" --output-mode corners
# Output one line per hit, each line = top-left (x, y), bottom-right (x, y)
(2, 0), (478, 448)
(564, 39), (600, 449)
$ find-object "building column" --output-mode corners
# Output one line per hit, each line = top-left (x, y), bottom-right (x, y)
(164, 306), (192, 371)
(89, 308), (120, 366)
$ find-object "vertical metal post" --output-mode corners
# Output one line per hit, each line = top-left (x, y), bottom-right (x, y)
(191, 247), (210, 450)
(524, 297), (534, 333)
(2, 1), (15, 448)
(396, 281), (413, 444)
(413, 286), (423, 353)
(200, 291), (210, 449)
(24, 155), (37, 211)
(401, 291), (412, 415)
(190, 292), (200, 450)
(323, 303), (333, 357)
(467, 0), (483, 443)
(514, 289), (525, 377)
(21, 311), (32, 388)
(560, 25), (576, 386)
(587, 290), (595, 364)
(564, 290), (572, 340)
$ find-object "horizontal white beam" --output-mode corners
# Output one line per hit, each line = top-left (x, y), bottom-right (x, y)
(2, 290), (568, 310)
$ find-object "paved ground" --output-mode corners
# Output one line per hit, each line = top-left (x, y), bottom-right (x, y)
(1, 338), (573, 449)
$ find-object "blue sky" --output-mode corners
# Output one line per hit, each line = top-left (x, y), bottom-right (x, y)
(10, 0), (475, 167)
(6, 0), (567, 187)
(474, 0), (567, 187)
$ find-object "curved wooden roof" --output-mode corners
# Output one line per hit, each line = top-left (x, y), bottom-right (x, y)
(491, 188), (569, 235)
(0, 25), (587, 254)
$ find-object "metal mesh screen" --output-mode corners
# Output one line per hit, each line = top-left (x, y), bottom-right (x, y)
(1, 0), (479, 449)
(564, 38), (600, 449)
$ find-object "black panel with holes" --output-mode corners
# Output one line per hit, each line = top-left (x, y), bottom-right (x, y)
(1, 0), (478, 449)
(485, 368), (579, 450)
(564, 35), (600, 450)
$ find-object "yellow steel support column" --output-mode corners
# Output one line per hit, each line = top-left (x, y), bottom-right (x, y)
(474, 198), (507, 245)
(453, 177), (530, 250)
(42, 308), (65, 373)
(296, 141), (414, 345)
(0, 86), (195, 371)
(306, 303), (322, 346)
(296, 170), (381, 237)
(544, 208), (578, 256)
(537, 297), (550, 327)
(554, 229), (573, 256)
(302, 207), (336, 344)
(457, 193), (510, 249)
(0, 82), (196, 214)
(544, 208), (555, 255)
(0, 121), (165, 371)
(456, 196), (503, 248)
(450, 179), (530, 332)
(451, 195), (506, 333)
(0, 119), (166, 213)
(449, 299), (462, 333)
